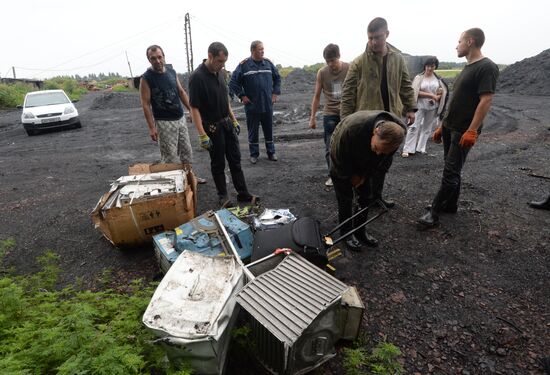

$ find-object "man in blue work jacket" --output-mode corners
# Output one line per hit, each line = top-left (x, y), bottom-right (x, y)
(229, 40), (282, 164)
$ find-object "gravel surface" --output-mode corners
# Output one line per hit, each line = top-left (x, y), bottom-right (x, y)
(1, 70), (549, 373)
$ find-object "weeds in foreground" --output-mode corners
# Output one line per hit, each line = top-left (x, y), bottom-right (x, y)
(0, 238), (191, 374)
(343, 341), (403, 375)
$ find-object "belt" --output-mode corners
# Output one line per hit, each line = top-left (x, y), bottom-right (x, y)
(205, 117), (230, 126)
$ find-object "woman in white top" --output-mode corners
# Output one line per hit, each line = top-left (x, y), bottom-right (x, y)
(402, 56), (448, 157)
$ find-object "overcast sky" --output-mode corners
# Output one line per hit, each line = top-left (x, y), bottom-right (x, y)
(2, 0), (548, 80)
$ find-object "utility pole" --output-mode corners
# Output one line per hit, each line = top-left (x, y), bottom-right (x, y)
(12, 66), (16, 79)
(184, 13), (194, 74)
(125, 51), (134, 78)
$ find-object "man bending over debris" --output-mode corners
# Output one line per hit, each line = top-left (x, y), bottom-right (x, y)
(188, 42), (259, 208)
(340, 17), (417, 209)
(139, 44), (206, 183)
(330, 110), (406, 251)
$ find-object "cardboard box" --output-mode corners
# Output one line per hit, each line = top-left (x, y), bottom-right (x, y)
(91, 163), (197, 247)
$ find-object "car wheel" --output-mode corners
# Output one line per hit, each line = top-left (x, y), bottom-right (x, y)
(74, 122), (82, 129)
(26, 129), (37, 136)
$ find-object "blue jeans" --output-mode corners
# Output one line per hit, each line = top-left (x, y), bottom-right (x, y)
(246, 111), (275, 158)
(323, 115), (340, 172)
(432, 127), (471, 212)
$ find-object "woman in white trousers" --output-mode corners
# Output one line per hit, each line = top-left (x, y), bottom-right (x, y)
(402, 57), (448, 157)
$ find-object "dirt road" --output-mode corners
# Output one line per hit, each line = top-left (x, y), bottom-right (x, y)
(0, 87), (548, 373)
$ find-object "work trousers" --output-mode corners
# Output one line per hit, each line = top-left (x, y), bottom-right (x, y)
(246, 111), (275, 158)
(323, 115), (340, 172)
(369, 156), (392, 201)
(205, 118), (249, 200)
(431, 127), (471, 212)
(156, 118), (193, 164)
(331, 175), (372, 236)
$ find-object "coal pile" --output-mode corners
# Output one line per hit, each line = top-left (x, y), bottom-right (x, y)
(90, 92), (141, 110)
(498, 49), (550, 96)
(282, 68), (316, 93)
(403, 54), (433, 77)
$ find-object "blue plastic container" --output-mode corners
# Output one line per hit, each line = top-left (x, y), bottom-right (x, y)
(153, 209), (253, 273)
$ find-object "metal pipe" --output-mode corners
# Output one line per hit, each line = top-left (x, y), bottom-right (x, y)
(213, 212), (255, 281)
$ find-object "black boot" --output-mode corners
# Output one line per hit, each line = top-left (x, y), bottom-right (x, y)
(355, 228), (379, 247)
(377, 198), (395, 209)
(345, 234), (363, 252)
(418, 209), (439, 227)
(529, 195), (550, 210)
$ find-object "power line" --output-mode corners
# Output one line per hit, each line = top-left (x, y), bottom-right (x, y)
(26, 15), (184, 77)
(191, 15), (311, 66)
(14, 50), (126, 73)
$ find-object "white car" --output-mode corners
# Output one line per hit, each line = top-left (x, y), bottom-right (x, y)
(20, 89), (81, 136)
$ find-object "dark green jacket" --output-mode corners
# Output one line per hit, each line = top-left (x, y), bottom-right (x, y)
(330, 110), (406, 179)
(340, 43), (416, 119)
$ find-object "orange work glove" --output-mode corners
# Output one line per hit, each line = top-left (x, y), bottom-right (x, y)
(458, 130), (478, 148)
(432, 127), (442, 143)
(351, 175), (365, 188)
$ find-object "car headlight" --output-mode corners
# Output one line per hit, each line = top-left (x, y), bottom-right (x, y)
(23, 112), (35, 119)
(64, 106), (75, 114)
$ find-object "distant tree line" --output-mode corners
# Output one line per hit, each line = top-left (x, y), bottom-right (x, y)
(72, 72), (124, 82)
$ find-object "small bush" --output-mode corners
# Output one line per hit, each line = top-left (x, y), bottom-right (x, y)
(343, 341), (403, 375)
(278, 67), (295, 78)
(44, 76), (87, 101)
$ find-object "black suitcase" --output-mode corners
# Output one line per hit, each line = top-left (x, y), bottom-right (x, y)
(252, 217), (327, 268)
(252, 201), (389, 269)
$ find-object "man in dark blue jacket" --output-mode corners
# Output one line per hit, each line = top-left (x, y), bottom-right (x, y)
(229, 41), (281, 164)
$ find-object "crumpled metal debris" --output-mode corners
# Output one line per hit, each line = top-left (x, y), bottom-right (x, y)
(253, 208), (296, 230)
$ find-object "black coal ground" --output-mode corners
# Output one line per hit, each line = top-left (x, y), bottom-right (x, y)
(0, 84), (549, 374)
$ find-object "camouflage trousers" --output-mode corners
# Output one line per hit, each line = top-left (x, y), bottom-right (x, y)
(156, 118), (193, 164)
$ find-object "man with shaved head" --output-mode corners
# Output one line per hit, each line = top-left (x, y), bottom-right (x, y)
(418, 28), (499, 227)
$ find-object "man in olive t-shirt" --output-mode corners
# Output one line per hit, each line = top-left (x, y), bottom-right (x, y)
(419, 28), (499, 227)
(309, 43), (350, 187)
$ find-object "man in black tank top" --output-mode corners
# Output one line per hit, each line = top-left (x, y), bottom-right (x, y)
(139, 45), (206, 183)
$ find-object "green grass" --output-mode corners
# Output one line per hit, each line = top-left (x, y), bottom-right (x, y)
(0, 238), (192, 374)
(436, 69), (462, 79)
(0, 77), (88, 108)
(0, 82), (36, 108)
(112, 84), (135, 93)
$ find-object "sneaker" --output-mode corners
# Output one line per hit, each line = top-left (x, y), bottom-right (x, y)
(325, 177), (333, 187)
(268, 154), (278, 161)
(196, 176), (207, 184)
(401, 152), (409, 158)
(250, 157), (258, 164)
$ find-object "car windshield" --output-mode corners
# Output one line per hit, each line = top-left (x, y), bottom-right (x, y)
(25, 92), (70, 108)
